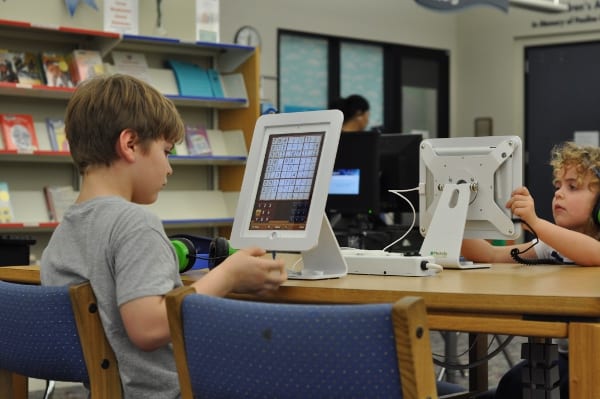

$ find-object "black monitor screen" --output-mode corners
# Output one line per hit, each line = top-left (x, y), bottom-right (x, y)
(326, 132), (380, 215)
(379, 133), (422, 213)
(326, 132), (422, 217)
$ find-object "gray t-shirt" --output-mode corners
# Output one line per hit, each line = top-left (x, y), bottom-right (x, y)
(41, 196), (183, 398)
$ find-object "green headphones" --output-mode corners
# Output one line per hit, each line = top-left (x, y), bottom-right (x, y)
(170, 236), (235, 273)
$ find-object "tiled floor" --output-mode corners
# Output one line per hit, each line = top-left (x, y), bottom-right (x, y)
(29, 333), (527, 398)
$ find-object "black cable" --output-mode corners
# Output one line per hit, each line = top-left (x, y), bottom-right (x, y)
(433, 334), (515, 370)
(509, 219), (573, 265)
(187, 254), (228, 261)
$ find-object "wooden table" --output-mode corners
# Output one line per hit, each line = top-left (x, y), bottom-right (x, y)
(190, 263), (600, 398)
(3, 263), (600, 398)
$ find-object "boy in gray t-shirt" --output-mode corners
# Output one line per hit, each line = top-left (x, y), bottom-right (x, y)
(41, 74), (287, 398)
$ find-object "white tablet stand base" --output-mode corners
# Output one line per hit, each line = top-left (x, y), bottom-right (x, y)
(420, 183), (490, 269)
(288, 215), (348, 280)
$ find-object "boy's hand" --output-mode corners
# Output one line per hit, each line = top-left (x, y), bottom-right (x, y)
(222, 247), (287, 295)
(506, 186), (538, 230)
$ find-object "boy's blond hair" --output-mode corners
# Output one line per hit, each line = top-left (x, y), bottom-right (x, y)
(65, 74), (185, 174)
(550, 141), (600, 188)
(551, 141), (600, 236)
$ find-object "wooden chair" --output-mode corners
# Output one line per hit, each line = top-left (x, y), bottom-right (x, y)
(166, 286), (441, 399)
(0, 280), (122, 398)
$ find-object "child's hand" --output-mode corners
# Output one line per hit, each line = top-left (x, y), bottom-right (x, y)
(506, 186), (538, 230)
(221, 247), (287, 295)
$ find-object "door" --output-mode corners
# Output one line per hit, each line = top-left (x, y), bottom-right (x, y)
(525, 41), (600, 224)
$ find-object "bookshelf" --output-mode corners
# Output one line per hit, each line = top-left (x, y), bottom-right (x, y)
(0, 19), (259, 260)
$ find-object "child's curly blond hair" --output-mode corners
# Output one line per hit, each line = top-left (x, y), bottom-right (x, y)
(550, 141), (600, 237)
(550, 142), (600, 186)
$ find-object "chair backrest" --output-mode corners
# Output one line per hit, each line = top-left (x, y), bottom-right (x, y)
(166, 286), (438, 399)
(0, 280), (122, 398)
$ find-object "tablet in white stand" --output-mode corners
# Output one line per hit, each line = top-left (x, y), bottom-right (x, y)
(229, 110), (348, 279)
(419, 136), (523, 268)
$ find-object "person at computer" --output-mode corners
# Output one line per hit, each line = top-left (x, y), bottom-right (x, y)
(461, 141), (600, 399)
(330, 94), (370, 132)
(40, 74), (287, 398)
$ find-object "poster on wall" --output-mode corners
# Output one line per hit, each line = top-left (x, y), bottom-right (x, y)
(574, 131), (599, 147)
(415, 0), (509, 12)
(104, 0), (139, 35)
(196, 0), (220, 42)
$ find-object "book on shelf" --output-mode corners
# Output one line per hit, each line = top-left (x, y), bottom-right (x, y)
(173, 141), (189, 156)
(41, 52), (75, 88)
(0, 51), (19, 83)
(68, 49), (105, 85)
(111, 51), (151, 83)
(167, 60), (213, 97)
(205, 129), (247, 157)
(221, 73), (248, 100)
(207, 68), (224, 98)
(185, 125), (212, 156)
(0, 51), (44, 85)
(43, 185), (78, 222)
(45, 117), (69, 152)
(0, 182), (14, 223)
(0, 113), (39, 152)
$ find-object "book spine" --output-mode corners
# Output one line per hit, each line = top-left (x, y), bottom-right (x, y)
(0, 182), (15, 223)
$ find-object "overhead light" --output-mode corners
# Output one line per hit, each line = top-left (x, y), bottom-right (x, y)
(509, 0), (569, 12)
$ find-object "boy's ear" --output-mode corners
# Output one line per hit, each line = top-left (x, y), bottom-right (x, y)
(116, 129), (138, 162)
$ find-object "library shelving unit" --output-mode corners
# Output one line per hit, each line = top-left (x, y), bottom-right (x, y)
(0, 19), (260, 260)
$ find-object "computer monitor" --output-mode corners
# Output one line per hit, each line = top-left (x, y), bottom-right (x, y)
(326, 132), (381, 215)
(419, 135), (523, 267)
(326, 132), (422, 218)
(379, 133), (422, 214)
(230, 109), (348, 279)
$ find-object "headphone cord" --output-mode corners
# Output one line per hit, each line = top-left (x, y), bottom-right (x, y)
(509, 219), (573, 265)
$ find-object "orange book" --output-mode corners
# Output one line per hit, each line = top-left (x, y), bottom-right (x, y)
(0, 113), (38, 152)
(68, 49), (105, 85)
(41, 52), (75, 88)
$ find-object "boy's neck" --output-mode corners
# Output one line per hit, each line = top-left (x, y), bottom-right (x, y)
(78, 166), (132, 203)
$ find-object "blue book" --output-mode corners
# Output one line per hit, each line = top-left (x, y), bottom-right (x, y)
(207, 69), (224, 98)
(167, 60), (213, 97)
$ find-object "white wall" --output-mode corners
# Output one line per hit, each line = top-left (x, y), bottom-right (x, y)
(456, 3), (600, 138)
(2, 0), (597, 139)
(221, 0), (461, 135)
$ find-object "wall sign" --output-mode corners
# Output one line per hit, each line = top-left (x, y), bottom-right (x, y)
(415, 0), (509, 12)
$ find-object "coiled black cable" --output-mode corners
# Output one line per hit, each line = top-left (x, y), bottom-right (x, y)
(509, 219), (573, 265)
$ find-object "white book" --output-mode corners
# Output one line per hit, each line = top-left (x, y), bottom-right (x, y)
(112, 51), (151, 83)
(221, 73), (247, 100)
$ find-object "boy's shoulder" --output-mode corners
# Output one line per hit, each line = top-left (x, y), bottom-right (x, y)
(82, 196), (163, 226)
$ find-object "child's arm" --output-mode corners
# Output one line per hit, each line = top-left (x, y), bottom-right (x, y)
(461, 186), (542, 264)
(523, 218), (600, 266)
(508, 186), (600, 266)
(190, 246), (287, 296)
(120, 296), (172, 351)
(461, 239), (535, 263)
(120, 247), (286, 351)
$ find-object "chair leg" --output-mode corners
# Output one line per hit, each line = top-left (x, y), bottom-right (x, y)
(43, 380), (56, 399)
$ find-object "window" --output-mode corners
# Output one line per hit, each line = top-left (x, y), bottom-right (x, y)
(278, 30), (449, 137)
(340, 42), (383, 129)
(279, 34), (328, 113)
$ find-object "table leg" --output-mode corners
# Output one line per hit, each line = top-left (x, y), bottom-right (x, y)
(469, 333), (489, 392)
(569, 322), (600, 398)
(444, 331), (459, 383)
